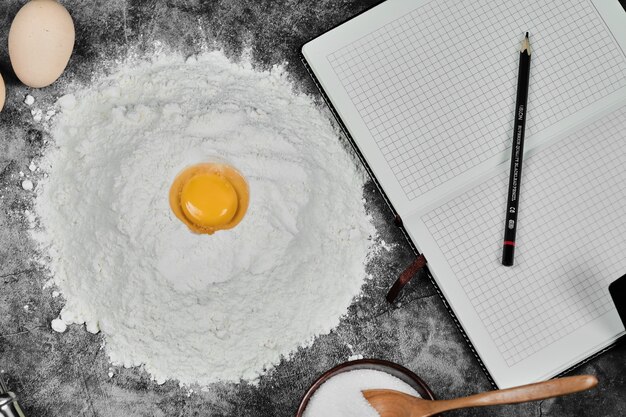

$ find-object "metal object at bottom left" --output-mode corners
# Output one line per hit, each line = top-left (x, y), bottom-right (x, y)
(0, 377), (25, 417)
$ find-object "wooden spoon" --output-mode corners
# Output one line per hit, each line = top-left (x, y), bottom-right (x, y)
(363, 375), (598, 417)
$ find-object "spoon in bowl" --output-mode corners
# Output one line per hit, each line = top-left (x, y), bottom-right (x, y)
(363, 374), (598, 417)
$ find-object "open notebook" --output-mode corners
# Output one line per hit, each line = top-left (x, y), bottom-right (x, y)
(302, 0), (626, 388)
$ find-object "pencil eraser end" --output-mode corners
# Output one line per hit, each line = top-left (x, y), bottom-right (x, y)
(502, 245), (515, 267)
(609, 274), (626, 329)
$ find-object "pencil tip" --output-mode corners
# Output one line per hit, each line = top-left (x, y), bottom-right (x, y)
(521, 32), (531, 54)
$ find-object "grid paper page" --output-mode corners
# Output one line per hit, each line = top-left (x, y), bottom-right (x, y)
(420, 105), (626, 366)
(327, 0), (626, 200)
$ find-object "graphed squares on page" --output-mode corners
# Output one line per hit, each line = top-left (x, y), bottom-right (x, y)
(421, 107), (626, 365)
(326, 0), (626, 200)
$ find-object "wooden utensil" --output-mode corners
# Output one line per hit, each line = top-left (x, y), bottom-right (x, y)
(363, 375), (598, 417)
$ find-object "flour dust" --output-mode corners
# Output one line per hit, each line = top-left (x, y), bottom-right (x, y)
(34, 51), (375, 386)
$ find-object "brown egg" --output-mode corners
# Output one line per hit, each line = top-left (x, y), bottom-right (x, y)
(0, 73), (5, 111)
(9, 0), (75, 88)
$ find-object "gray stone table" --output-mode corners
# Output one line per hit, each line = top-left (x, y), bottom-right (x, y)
(0, 1), (624, 416)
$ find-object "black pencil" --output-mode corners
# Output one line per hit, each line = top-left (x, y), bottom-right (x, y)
(502, 32), (531, 267)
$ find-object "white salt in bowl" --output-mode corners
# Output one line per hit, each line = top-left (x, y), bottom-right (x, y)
(296, 359), (435, 417)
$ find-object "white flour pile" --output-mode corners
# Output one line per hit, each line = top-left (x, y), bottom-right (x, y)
(34, 51), (374, 385)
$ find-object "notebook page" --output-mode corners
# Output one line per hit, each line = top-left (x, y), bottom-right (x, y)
(303, 0), (626, 215)
(406, 103), (626, 388)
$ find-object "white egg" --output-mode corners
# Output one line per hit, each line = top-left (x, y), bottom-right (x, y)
(9, 0), (75, 88)
(0, 73), (5, 111)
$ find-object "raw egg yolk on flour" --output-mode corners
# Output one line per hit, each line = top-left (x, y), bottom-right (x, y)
(170, 163), (249, 234)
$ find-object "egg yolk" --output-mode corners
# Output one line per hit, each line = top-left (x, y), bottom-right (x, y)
(180, 173), (239, 228)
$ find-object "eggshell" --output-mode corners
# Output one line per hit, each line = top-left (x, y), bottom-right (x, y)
(9, 0), (75, 88)
(0, 73), (5, 111)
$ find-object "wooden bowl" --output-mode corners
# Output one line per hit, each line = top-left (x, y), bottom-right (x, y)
(295, 358), (436, 416)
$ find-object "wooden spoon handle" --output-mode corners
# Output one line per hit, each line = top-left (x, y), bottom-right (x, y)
(430, 375), (598, 414)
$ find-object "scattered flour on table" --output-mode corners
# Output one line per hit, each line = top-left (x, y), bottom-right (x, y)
(50, 318), (67, 333)
(302, 369), (421, 417)
(21, 179), (34, 191)
(34, 51), (375, 385)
